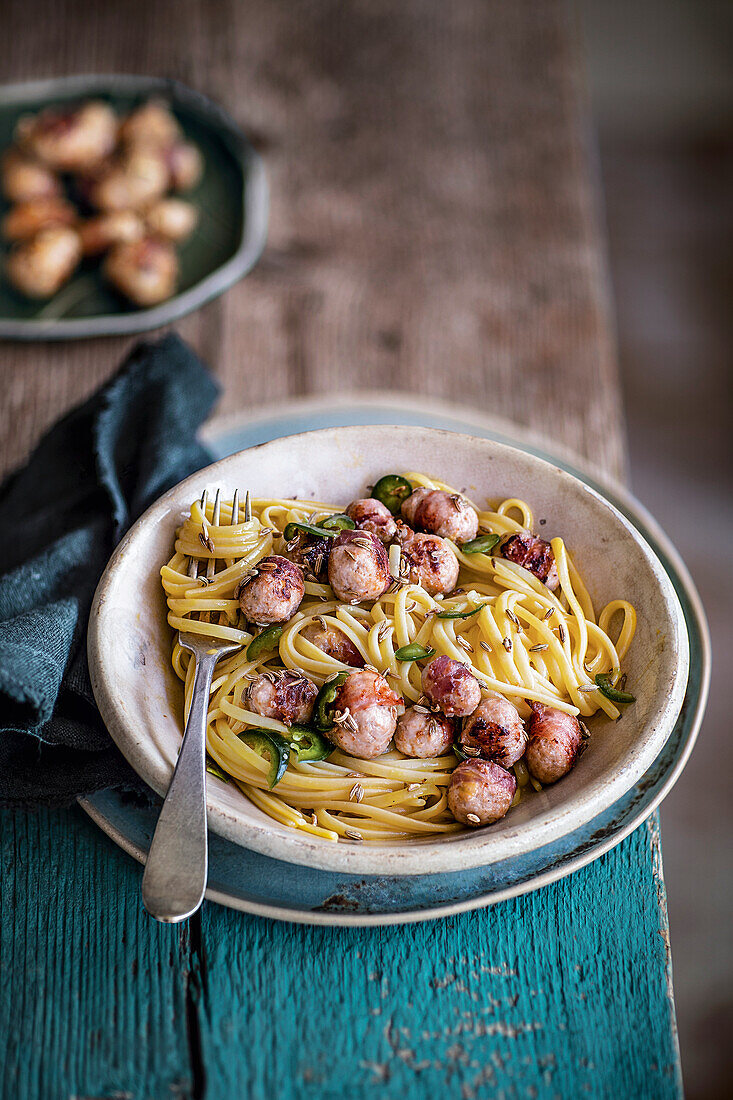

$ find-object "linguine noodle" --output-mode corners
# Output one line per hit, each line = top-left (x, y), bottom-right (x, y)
(160, 473), (636, 844)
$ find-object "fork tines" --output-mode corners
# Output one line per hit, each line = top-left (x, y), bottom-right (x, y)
(188, 490), (249, 627)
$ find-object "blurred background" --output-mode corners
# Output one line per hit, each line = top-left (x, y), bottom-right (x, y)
(576, 2), (732, 1096)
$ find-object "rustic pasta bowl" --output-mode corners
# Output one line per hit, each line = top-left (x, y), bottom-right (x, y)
(88, 426), (689, 875)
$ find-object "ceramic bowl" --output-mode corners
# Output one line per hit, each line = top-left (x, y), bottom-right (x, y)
(88, 426), (689, 875)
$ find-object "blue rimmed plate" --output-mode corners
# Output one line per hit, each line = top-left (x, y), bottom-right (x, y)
(80, 394), (710, 925)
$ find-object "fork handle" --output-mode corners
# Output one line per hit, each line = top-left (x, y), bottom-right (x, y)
(142, 649), (218, 922)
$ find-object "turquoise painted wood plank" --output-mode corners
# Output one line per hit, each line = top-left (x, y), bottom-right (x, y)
(0, 806), (680, 1099)
(0, 808), (193, 1100)
(199, 817), (681, 1100)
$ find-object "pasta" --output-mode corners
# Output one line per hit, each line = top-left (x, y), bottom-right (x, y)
(160, 472), (637, 844)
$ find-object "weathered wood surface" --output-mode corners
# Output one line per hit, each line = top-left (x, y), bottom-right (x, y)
(0, 811), (193, 1098)
(0, 808), (681, 1099)
(0, 1), (679, 1097)
(0, 0), (624, 482)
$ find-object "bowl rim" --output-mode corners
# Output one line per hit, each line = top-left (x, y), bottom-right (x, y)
(0, 73), (269, 340)
(88, 424), (690, 876)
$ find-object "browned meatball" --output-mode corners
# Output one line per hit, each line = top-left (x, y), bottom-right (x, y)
(246, 670), (318, 726)
(286, 534), (331, 583)
(167, 141), (204, 191)
(79, 210), (145, 256)
(500, 532), (559, 590)
(396, 523), (459, 596)
(1, 149), (61, 203)
(17, 101), (117, 172)
(144, 198), (198, 241)
(422, 655), (481, 718)
(525, 703), (587, 783)
(459, 695), (527, 769)
(104, 237), (178, 306)
(327, 530), (391, 604)
(300, 621), (365, 668)
(238, 555), (305, 625)
(402, 488), (478, 544)
(89, 146), (169, 212)
(5, 226), (81, 298)
(345, 498), (398, 545)
(448, 759), (517, 826)
(15, 102), (112, 172)
(394, 707), (455, 758)
(328, 670), (402, 759)
(119, 99), (182, 149)
(2, 198), (76, 242)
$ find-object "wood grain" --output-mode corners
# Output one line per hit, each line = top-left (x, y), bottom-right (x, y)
(0, 809), (194, 1098)
(0, 807), (681, 1099)
(199, 817), (681, 1100)
(0, 0), (624, 481)
(0, 1), (679, 1097)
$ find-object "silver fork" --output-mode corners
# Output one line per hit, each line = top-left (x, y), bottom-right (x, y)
(142, 488), (250, 923)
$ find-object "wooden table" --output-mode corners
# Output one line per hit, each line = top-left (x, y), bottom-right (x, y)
(0, 2), (682, 1096)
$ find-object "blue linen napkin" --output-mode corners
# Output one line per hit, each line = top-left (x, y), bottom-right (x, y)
(0, 334), (219, 806)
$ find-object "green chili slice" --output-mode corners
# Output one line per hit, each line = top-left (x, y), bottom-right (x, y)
(205, 756), (231, 784)
(321, 513), (356, 532)
(237, 728), (290, 788)
(313, 671), (350, 731)
(595, 673), (635, 704)
(436, 604), (486, 620)
(287, 724), (334, 762)
(246, 623), (283, 661)
(460, 533), (500, 555)
(372, 474), (413, 515)
(283, 521), (338, 541)
(394, 642), (435, 662)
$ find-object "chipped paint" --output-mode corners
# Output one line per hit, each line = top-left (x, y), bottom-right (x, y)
(2, 803), (684, 1099)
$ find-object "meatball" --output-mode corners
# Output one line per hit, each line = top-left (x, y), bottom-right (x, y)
(89, 146), (169, 212)
(448, 759), (516, 826)
(144, 198), (198, 241)
(238, 555), (305, 625)
(327, 530), (391, 604)
(402, 488), (478, 544)
(394, 707), (455, 758)
(400, 488), (428, 527)
(167, 141), (204, 191)
(422, 655), (481, 718)
(119, 99), (182, 149)
(118, 103), (202, 190)
(345, 498), (397, 545)
(287, 535), (331, 583)
(5, 226), (81, 298)
(1, 149), (61, 203)
(104, 237), (178, 306)
(327, 669), (402, 759)
(18, 101), (117, 172)
(300, 621), (364, 668)
(2, 198), (76, 242)
(79, 210), (145, 256)
(396, 524), (459, 596)
(525, 702), (587, 784)
(459, 695), (527, 768)
(246, 670), (318, 726)
(500, 532), (559, 591)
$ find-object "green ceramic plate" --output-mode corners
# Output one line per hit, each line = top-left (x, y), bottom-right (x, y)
(0, 74), (268, 339)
